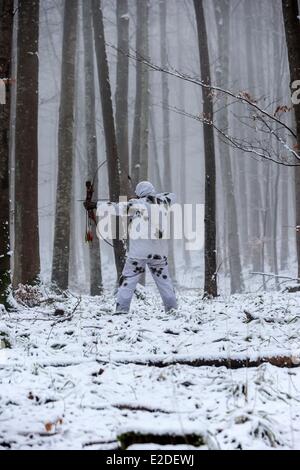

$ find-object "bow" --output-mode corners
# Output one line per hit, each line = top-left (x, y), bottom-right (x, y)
(85, 180), (97, 243)
(84, 160), (133, 248)
(85, 160), (114, 247)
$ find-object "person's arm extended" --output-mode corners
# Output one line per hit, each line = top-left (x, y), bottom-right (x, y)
(157, 192), (176, 206)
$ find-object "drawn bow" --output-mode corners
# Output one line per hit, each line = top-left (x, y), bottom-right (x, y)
(85, 159), (109, 244)
(84, 160), (133, 247)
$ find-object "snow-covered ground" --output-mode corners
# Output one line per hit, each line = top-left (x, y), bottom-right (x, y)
(1, 286), (300, 450)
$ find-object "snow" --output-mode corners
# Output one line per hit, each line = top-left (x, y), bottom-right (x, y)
(1, 287), (300, 450)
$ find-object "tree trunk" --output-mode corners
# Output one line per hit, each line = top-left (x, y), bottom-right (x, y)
(82, 0), (103, 295)
(0, 0), (13, 306)
(176, 2), (192, 270)
(282, 0), (300, 278)
(160, 0), (176, 282)
(193, 0), (217, 297)
(214, 0), (244, 294)
(115, 0), (130, 196)
(131, 0), (150, 186)
(280, 168), (290, 270)
(13, 0), (40, 288)
(52, 0), (78, 290)
(272, 165), (280, 290)
(244, 0), (263, 273)
(92, 0), (126, 279)
(149, 108), (162, 191)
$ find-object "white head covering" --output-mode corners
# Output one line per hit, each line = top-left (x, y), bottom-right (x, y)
(135, 181), (156, 198)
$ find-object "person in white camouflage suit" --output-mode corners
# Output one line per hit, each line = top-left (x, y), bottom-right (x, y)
(96, 181), (178, 315)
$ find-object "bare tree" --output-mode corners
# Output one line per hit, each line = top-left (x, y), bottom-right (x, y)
(193, 0), (217, 297)
(0, 0), (13, 306)
(92, 0), (126, 279)
(52, 0), (78, 290)
(82, 0), (102, 295)
(122, 49), (300, 167)
(115, 0), (130, 196)
(282, 0), (300, 278)
(214, 0), (244, 294)
(14, 0), (40, 288)
(131, 0), (150, 186)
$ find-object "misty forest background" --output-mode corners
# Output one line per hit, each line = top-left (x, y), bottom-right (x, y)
(1, 0), (300, 307)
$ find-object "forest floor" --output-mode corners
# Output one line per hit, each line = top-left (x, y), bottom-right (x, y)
(1, 285), (300, 450)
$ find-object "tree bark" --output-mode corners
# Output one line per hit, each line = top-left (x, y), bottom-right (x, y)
(92, 0), (126, 279)
(52, 0), (78, 290)
(0, 0), (13, 306)
(131, 0), (150, 186)
(82, 0), (103, 295)
(280, 168), (290, 270)
(214, 0), (244, 294)
(160, 0), (176, 282)
(149, 108), (162, 191)
(193, 0), (217, 297)
(14, 0), (40, 288)
(115, 0), (130, 196)
(244, 0), (263, 273)
(282, 0), (300, 278)
(176, 2), (192, 270)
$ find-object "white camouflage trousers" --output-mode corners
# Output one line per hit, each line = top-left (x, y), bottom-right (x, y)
(116, 256), (177, 313)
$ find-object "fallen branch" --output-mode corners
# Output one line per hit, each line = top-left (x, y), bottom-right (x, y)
(81, 403), (173, 414)
(82, 440), (119, 449)
(113, 354), (300, 369)
(243, 310), (300, 325)
(250, 272), (300, 283)
(114, 403), (172, 414)
(50, 296), (82, 327)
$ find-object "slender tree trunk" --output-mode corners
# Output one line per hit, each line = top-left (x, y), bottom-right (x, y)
(261, 163), (271, 290)
(13, 0), (40, 288)
(160, 0), (176, 282)
(282, 0), (300, 278)
(272, 165), (280, 289)
(82, 0), (102, 295)
(176, 1), (191, 270)
(280, 168), (290, 270)
(160, 0), (171, 191)
(194, 0), (217, 297)
(0, 0), (13, 306)
(52, 0), (78, 290)
(115, 0), (130, 195)
(149, 108), (162, 191)
(92, 0), (125, 279)
(244, 0), (263, 273)
(131, 0), (149, 186)
(214, 0), (244, 294)
(139, 1), (149, 182)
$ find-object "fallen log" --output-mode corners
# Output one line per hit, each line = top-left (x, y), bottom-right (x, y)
(243, 310), (300, 325)
(117, 431), (206, 450)
(113, 354), (300, 369)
